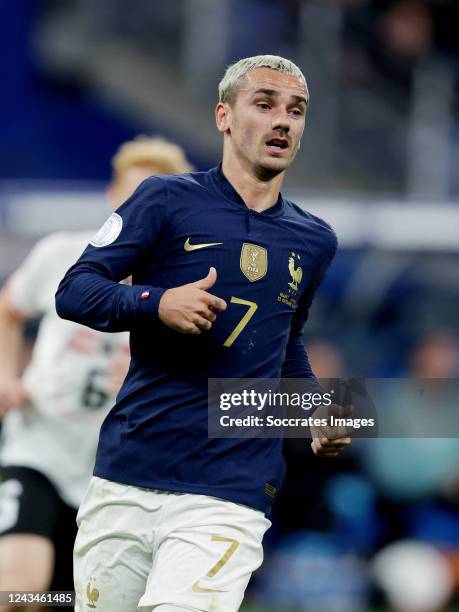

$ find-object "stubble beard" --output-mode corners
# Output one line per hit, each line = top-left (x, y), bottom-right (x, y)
(231, 136), (292, 182)
(253, 149), (292, 182)
(253, 162), (283, 182)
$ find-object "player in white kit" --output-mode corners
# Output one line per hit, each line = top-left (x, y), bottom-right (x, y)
(0, 137), (193, 610)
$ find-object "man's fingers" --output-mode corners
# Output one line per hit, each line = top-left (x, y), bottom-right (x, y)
(316, 404), (354, 440)
(202, 292), (227, 312)
(321, 437), (351, 449)
(196, 305), (217, 322)
(192, 267), (217, 291)
(311, 436), (351, 457)
(318, 435), (351, 447)
(158, 277), (227, 335)
(194, 316), (212, 332)
(323, 426), (352, 441)
(326, 403), (353, 419)
(202, 310), (217, 322)
(336, 403), (353, 418)
(311, 439), (322, 456)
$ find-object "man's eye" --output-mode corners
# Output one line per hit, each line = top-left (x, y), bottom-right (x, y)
(290, 109), (303, 117)
(257, 103), (270, 110)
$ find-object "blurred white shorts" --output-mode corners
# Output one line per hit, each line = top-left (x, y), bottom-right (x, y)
(74, 476), (271, 612)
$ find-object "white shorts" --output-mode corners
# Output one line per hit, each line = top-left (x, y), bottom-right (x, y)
(74, 477), (271, 612)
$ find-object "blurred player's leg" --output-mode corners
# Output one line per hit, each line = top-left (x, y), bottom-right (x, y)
(0, 467), (76, 612)
(0, 534), (53, 612)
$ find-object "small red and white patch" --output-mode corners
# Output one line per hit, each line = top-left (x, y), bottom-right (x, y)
(140, 290), (150, 300)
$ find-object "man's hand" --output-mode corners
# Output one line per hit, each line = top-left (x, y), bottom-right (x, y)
(158, 267), (227, 335)
(0, 377), (29, 418)
(310, 403), (352, 458)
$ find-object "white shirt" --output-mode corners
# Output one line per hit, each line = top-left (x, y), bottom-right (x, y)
(1, 232), (129, 508)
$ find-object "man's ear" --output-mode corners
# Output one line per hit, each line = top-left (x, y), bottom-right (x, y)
(215, 102), (231, 133)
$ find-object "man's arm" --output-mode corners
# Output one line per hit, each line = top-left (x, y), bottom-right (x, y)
(281, 236), (350, 456)
(56, 177), (227, 334)
(0, 284), (30, 417)
(0, 233), (72, 417)
(55, 177), (169, 332)
(281, 239), (337, 381)
(56, 265), (166, 333)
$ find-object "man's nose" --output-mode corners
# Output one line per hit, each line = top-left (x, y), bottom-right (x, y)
(271, 109), (290, 132)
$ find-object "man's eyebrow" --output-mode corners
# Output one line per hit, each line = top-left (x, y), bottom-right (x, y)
(253, 88), (278, 98)
(252, 89), (309, 106)
(292, 94), (309, 107)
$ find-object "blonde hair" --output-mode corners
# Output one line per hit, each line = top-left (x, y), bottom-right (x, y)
(218, 54), (307, 105)
(112, 136), (193, 178)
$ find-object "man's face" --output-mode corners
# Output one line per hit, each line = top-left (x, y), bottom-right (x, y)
(220, 68), (308, 178)
(108, 164), (164, 209)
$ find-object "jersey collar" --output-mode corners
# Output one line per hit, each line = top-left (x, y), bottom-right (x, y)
(209, 165), (285, 218)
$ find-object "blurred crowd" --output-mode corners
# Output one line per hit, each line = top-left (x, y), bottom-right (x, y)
(248, 332), (459, 611)
(2, 0), (458, 193)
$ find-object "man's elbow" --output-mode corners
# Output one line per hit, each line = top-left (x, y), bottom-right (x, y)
(55, 282), (75, 321)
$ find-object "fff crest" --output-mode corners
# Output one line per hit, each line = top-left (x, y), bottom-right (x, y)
(240, 243), (268, 282)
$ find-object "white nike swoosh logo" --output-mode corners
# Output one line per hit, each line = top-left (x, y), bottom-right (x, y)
(184, 237), (223, 252)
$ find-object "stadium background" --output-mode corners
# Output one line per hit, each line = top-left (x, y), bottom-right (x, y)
(1, 1), (459, 610)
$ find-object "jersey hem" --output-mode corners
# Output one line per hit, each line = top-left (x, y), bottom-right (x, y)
(93, 468), (271, 515)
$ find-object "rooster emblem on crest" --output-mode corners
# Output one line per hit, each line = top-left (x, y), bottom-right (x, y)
(288, 252), (302, 291)
(86, 580), (100, 609)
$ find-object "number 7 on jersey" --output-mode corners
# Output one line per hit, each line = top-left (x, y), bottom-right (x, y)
(223, 297), (258, 348)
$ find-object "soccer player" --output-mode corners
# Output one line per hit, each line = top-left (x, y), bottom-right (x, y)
(56, 55), (351, 612)
(0, 137), (192, 611)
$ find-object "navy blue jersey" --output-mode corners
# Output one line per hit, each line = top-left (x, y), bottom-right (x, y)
(56, 167), (337, 514)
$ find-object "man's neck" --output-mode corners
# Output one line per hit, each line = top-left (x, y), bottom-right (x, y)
(221, 157), (284, 213)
